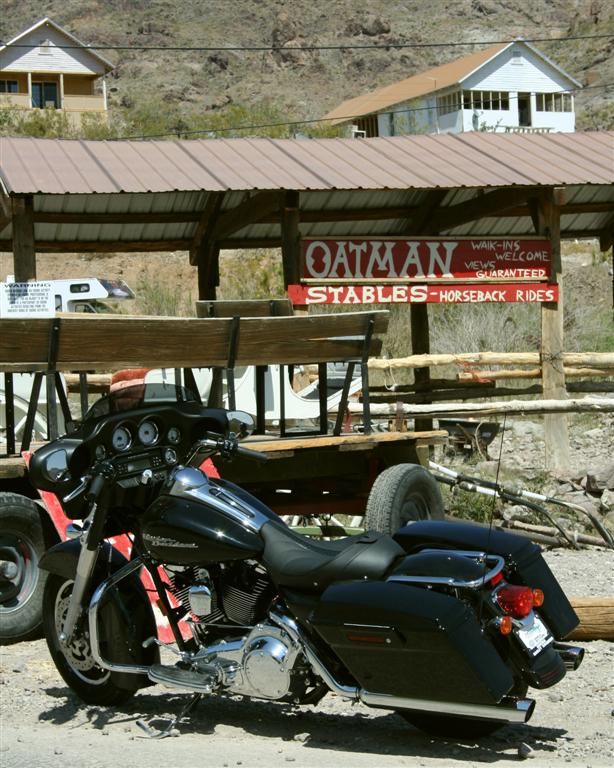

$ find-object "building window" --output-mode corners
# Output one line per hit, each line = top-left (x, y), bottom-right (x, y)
(0, 80), (19, 93)
(39, 39), (52, 55)
(355, 115), (379, 138)
(462, 91), (510, 111)
(535, 93), (573, 112)
(437, 91), (461, 116)
(32, 81), (59, 109)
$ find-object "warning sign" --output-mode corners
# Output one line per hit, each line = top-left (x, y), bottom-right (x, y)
(0, 281), (55, 317)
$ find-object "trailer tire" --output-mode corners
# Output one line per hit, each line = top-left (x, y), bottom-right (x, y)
(0, 493), (49, 644)
(364, 464), (444, 535)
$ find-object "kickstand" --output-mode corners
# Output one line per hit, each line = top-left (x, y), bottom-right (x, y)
(136, 692), (203, 739)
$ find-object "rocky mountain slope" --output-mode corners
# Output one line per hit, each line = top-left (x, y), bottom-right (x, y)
(1, 0), (613, 135)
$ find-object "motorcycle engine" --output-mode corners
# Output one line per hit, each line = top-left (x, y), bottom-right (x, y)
(165, 563), (319, 702)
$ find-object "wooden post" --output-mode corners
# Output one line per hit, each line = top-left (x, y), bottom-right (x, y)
(410, 303), (433, 458)
(12, 195), (36, 282)
(196, 241), (220, 301)
(281, 190), (300, 289)
(535, 189), (570, 471)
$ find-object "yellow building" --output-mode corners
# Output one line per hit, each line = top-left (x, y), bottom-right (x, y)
(0, 17), (114, 128)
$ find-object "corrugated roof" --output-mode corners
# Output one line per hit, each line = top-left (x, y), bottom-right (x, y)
(321, 40), (581, 125)
(0, 133), (612, 249)
(1, 132), (612, 196)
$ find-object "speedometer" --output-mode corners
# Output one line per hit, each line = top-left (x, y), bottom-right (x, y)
(111, 425), (132, 452)
(138, 420), (158, 446)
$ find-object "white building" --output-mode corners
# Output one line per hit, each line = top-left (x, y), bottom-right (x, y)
(0, 17), (114, 127)
(323, 40), (581, 137)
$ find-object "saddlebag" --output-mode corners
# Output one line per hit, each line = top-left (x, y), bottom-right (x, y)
(393, 520), (579, 639)
(310, 580), (514, 705)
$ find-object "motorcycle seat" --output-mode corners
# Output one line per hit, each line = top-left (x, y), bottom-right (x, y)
(261, 521), (404, 591)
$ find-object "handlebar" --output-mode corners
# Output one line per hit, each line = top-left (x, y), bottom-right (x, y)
(188, 435), (268, 465)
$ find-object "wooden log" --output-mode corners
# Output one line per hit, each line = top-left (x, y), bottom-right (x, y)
(502, 519), (607, 548)
(349, 397), (614, 417)
(369, 352), (614, 371)
(458, 367), (614, 381)
(64, 373), (112, 393)
(568, 597), (614, 641)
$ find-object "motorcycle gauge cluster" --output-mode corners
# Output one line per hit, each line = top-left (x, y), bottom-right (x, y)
(138, 420), (158, 446)
(111, 425), (132, 452)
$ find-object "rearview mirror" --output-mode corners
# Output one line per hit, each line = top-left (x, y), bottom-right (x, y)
(227, 411), (255, 440)
(43, 449), (71, 483)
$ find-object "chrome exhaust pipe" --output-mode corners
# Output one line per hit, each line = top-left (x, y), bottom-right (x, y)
(360, 691), (535, 724)
(554, 642), (585, 671)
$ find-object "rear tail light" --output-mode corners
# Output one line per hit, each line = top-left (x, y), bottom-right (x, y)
(495, 584), (535, 619)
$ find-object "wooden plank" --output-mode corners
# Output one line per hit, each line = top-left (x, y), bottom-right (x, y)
(247, 429), (448, 453)
(568, 597), (614, 641)
(195, 299), (293, 318)
(11, 195), (36, 282)
(0, 456), (27, 478)
(0, 312), (389, 370)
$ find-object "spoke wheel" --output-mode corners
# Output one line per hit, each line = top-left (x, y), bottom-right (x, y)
(43, 575), (133, 705)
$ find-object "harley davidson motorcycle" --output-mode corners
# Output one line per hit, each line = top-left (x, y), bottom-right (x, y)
(29, 382), (584, 738)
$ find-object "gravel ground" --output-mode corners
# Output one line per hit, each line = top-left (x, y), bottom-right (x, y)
(1, 547), (612, 768)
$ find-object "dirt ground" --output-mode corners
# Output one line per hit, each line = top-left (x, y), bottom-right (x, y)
(1, 547), (613, 768)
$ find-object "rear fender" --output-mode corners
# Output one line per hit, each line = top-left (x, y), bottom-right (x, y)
(40, 539), (159, 691)
(393, 520), (579, 638)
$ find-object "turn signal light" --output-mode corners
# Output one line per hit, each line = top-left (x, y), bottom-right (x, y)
(498, 616), (513, 635)
(495, 584), (535, 618)
(532, 588), (545, 607)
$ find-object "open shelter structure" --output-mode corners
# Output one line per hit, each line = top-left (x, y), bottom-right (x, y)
(1, 131), (613, 470)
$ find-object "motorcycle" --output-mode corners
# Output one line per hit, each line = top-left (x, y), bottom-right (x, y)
(29, 382), (584, 739)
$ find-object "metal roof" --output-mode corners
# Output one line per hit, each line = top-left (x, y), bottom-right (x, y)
(0, 132), (612, 250)
(322, 40), (582, 125)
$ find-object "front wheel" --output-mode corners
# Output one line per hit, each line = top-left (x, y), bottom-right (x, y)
(42, 575), (133, 705)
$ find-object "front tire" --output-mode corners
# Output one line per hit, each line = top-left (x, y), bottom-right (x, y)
(364, 464), (445, 535)
(42, 574), (133, 705)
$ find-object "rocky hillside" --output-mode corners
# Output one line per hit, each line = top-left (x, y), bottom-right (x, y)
(1, 0), (613, 135)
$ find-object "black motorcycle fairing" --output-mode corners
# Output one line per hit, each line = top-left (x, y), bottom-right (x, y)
(39, 539), (159, 691)
(311, 579), (515, 705)
(261, 522), (405, 591)
(393, 520), (579, 639)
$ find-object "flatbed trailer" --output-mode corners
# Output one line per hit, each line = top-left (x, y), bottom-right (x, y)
(0, 307), (447, 643)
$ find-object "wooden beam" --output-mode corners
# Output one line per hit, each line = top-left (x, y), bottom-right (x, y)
(11, 195), (36, 282)
(281, 190), (300, 288)
(196, 241), (220, 300)
(210, 190), (284, 241)
(0, 239), (193, 253)
(189, 191), (225, 264)
(34, 211), (202, 224)
(598, 212), (614, 252)
(535, 189), (570, 472)
(403, 189), (449, 234)
(430, 187), (542, 232)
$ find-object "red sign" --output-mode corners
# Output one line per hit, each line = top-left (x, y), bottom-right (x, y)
(301, 238), (551, 282)
(288, 283), (559, 305)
